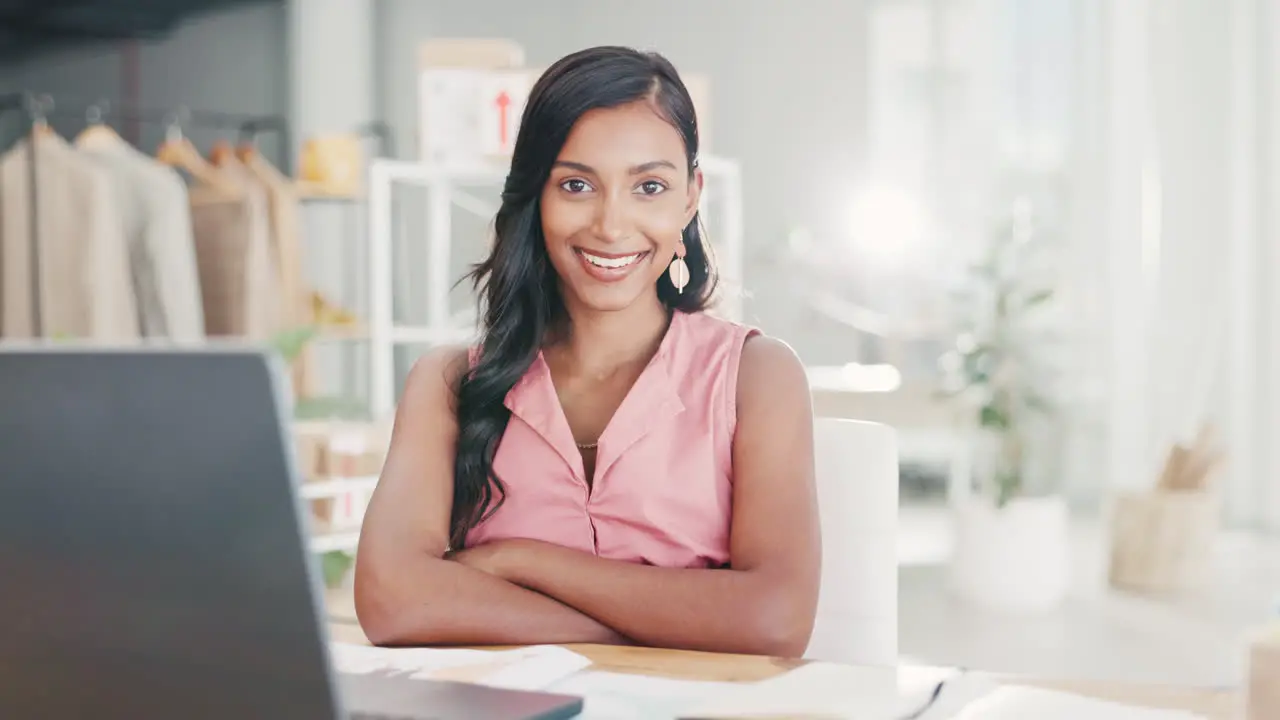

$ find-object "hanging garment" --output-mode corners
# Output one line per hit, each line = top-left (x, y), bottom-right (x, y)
(238, 149), (306, 328)
(77, 129), (206, 342)
(188, 162), (279, 340)
(237, 147), (313, 396)
(215, 154), (285, 337)
(0, 132), (139, 341)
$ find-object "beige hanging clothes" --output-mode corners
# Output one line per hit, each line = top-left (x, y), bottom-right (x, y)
(76, 128), (206, 342)
(236, 147), (315, 395)
(188, 157), (280, 340)
(0, 132), (139, 341)
(238, 148), (306, 328)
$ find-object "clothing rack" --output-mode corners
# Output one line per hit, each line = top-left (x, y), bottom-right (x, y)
(0, 91), (290, 337)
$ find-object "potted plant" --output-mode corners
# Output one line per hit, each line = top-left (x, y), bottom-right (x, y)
(938, 200), (1070, 613)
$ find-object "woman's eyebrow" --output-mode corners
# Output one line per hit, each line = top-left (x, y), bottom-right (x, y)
(629, 160), (678, 174)
(552, 159), (678, 175)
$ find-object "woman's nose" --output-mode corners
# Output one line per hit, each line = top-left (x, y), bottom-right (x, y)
(591, 194), (631, 243)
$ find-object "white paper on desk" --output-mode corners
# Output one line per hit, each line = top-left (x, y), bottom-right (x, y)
(682, 662), (922, 719)
(550, 671), (743, 719)
(951, 686), (1208, 720)
(327, 642), (591, 692)
(550, 663), (977, 720)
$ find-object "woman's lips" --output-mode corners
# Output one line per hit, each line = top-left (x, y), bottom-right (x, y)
(574, 248), (651, 282)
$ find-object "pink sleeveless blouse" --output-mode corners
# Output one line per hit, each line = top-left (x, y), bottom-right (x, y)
(465, 310), (759, 569)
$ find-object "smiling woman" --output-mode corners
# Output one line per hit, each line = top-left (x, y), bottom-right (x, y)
(353, 46), (822, 657)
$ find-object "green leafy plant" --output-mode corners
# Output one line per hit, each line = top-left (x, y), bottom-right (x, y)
(939, 203), (1059, 508)
(267, 325), (371, 421)
(268, 324), (321, 363)
(320, 549), (356, 588)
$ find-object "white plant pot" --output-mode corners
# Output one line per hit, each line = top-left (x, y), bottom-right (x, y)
(949, 494), (1071, 613)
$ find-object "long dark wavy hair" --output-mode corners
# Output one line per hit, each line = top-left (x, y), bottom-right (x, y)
(449, 46), (718, 549)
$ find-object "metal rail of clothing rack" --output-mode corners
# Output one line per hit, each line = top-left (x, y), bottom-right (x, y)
(0, 91), (290, 337)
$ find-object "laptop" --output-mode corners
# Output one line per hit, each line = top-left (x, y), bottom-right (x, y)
(0, 346), (584, 720)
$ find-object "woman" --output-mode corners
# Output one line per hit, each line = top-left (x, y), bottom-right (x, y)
(354, 46), (821, 657)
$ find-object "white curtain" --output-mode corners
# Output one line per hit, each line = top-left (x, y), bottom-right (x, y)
(1060, 0), (1280, 531)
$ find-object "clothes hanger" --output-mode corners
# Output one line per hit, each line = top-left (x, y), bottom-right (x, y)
(234, 121), (274, 165)
(235, 137), (258, 162)
(208, 138), (236, 166)
(234, 126), (288, 180)
(74, 100), (123, 149)
(155, 110), (240, 197)
(238, 139), (291, 185)
(27, 94), (56, 140)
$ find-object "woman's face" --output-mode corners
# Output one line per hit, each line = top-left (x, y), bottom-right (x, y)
(541, 100), (702, 313)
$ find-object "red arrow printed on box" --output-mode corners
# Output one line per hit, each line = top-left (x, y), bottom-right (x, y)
(495, 91), (511, 147)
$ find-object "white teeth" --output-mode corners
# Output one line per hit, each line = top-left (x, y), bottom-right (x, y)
(581, 251), (642, 269)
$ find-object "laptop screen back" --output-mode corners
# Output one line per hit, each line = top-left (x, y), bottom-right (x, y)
(0, 348), (342, 719)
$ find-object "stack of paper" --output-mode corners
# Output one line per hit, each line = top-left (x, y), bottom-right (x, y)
(550, 672), (745, 719)
(681, 662), (903, 718)
(327, 642), (592, 692)
(951, 686), (1209, 720)
(549, 662), (962, 719)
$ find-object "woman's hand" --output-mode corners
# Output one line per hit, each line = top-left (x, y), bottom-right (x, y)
(448, 540), (637, 647)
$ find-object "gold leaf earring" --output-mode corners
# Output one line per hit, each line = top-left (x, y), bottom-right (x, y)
(668, 240), (689, 294)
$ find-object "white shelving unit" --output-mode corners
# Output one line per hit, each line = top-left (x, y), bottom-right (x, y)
(311, 530), (364, 554)
(299, 475), (380, 500)
(302, 475), (379, 554)
(365, 155), (745, 418)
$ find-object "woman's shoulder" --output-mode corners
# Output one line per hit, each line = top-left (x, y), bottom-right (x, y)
(404, 345), (471, 399)
(676, 311), (805, 393)
(678, 309), (800, 359)
(676, 308), (760, 345)
(737, 333), (804, 379)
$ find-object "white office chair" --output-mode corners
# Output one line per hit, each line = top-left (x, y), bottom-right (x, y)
(803, 417), (899, 667)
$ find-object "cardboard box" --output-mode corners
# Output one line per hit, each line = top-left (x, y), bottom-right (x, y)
(294, 424), (330, 481)
(418, 38), (525, 166)
(418, 39), (713, 164)
(1248, 624), (1280, 719)
(419, 38), (525, 69)
(312, 492), (371, 533)
(294, 419), (390, 533)
(293, 420), (392, 481)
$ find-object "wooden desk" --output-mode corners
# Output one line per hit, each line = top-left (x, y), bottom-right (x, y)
(325, 590), (1241, 719)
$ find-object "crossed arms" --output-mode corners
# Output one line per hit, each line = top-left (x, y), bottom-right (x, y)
(353, 339), (821, 657)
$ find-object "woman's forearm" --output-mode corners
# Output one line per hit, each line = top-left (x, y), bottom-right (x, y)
(498, 542), (813, 657)
(354, 554), (628, 647)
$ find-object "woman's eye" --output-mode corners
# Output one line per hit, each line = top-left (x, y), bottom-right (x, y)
(637, 181), (667, 196)
(560, 179), (593, 193)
